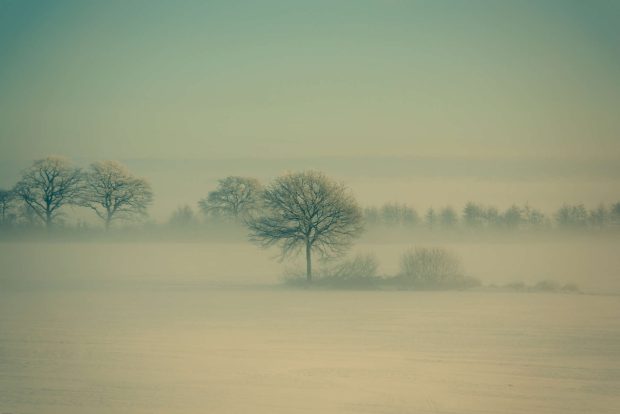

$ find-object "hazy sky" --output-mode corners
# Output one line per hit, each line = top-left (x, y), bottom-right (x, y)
(1, 0), (620, 162)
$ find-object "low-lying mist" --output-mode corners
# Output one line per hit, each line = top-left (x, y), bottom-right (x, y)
(1, 231), (618, 294)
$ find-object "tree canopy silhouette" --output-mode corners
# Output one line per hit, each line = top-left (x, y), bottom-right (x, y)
(80, 160), (153, 229)
(199, 176), (262, 220)
(13, 156), (82, 229)
(247, 171), (363, 282)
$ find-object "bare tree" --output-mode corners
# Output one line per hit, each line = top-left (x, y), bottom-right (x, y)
(589, 204), (609, 229)
(380, 203), (418, 226)
(502, 204), (524, 229)
(168, 205), (198, 228)
(555, 204), (588, 228)
(462, 202), (484, 228)
(400, 247), (463, 283)
(13, 156), (83, 229)
(0, 189), (16, 226)
(398, 247), (479, 289)
(198, 176), (262, 220)
(522, 203), (547, 229)
(247, 171), (363, 282)
(425, 207), (437, 229)
(363, 206), (380, 225)
(439, 206), (458, 228)
(80, 160), (153, 230)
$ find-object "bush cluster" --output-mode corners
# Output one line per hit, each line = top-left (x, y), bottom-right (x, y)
(284, 247), (480, 290)
(285, 247), (581, 293)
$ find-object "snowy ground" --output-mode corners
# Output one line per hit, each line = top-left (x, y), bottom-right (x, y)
(1, 242), (619, 413)
(1, 289), (619, 414)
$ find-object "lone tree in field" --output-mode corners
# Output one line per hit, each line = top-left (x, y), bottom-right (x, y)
(80, 160), (153, 230)
(13, 156), (82, 229)
(247, 171), (363, 282)
(198, 176), (262, 220)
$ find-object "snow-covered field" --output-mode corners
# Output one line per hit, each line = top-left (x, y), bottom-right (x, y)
(1, 242), (619, 413)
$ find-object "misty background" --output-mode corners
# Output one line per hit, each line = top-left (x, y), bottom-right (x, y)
(1, 2), (620, 413)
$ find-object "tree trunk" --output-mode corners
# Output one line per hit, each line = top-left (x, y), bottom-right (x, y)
(105, 216), (111, 231)
(45, 210), (53, 231)
(306, 242), (312, 282)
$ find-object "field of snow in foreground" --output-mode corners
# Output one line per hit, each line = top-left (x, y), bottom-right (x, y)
(1, 289), (619, 414)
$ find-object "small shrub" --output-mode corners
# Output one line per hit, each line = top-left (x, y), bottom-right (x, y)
(532, 280), (561, 292)
(317, 253), (381, 289)
(394, 247), (480, 290)
(561, 283), (581, 293)
(328, 253), (379, 279)
(282, 253), (381, 289)
(501, 280), (581, 294)
(505, 281), (527, 291)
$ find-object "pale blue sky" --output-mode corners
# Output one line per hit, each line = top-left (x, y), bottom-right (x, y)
(1, 0), (619, 162)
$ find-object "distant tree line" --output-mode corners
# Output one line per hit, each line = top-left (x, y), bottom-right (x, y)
(182, 180), (620, 233)
(2, 156), (620, 235)
(363, 201), (620, 232)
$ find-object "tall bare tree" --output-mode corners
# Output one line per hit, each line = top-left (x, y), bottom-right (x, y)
(13, 156), (83, 229)
(198, 176), (262, 220)
(247, 171), (363, 282)
(80, 160), (153, 230)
